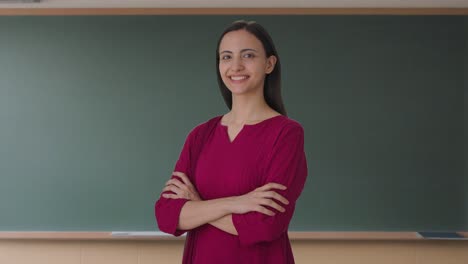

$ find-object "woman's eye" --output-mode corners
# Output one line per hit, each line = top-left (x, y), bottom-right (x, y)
(221, 55), (231, 60)
(243, 53), (254, 58)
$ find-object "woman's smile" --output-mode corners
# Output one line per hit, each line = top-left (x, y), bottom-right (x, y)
(229, 75), (250, 82)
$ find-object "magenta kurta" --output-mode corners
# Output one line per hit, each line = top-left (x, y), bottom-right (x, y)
(155, 115), (308, 264)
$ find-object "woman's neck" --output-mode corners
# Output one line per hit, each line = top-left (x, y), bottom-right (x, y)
(225, 94), (277, 125)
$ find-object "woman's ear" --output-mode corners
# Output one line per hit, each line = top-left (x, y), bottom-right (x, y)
(265, 55), (277, 74)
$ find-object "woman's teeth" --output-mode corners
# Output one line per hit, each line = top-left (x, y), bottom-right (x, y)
(230, 76), (248, 81)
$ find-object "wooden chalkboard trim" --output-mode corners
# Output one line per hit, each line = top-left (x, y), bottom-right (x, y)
(290, 231), (422, 240)
(0, 231), (431, 240)
(0, 232), (114, 240)
(0, 232), (183, 241)
(0, 8), (467, 16)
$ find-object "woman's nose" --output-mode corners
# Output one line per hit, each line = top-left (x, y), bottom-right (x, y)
(230, 57), (244, 71)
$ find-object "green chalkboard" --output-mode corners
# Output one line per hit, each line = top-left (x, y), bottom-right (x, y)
(0, 15), (466, 231)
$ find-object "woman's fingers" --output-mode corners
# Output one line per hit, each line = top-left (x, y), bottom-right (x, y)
(240, 182), (290, 216)
(161, 172), (202, 201)
(162, 185), (181, 195)
(256, 182), (287, 192)
(165, 178), (187, 191)
(255, 206), (275, 216)
(259, 198), (286, 213)
(162, 193), (179, 199)
(263, 191), (289, 205)
(172, 171), (194, 188)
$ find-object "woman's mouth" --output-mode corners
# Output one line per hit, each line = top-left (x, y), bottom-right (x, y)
(230, 75), (249, 82)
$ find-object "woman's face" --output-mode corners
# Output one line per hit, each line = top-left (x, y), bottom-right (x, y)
(218, 30), (276, 96)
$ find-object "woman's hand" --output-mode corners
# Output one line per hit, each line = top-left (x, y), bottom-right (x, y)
(161, 171), (202, 201)
(229, 183), (289, 216)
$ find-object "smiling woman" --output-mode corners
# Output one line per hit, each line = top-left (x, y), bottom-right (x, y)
(154, 20), (308, 264)
(218, 30), (277, 98)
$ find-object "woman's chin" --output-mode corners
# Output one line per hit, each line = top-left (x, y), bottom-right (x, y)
(227, 86), (261, 97)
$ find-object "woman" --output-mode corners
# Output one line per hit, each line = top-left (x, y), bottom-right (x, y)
(155, 20), (308, 264)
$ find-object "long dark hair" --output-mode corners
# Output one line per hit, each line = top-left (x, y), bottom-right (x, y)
(215, 20), (287, 116)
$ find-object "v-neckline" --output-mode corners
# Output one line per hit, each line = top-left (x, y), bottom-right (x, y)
(223, 124), (245, 144)
(218, 115), (283, 144)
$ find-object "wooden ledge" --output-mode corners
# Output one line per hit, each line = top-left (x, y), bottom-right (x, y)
(0, 8), (467, 16)
(290, 231), (421, 240)
(2, 231), (466, 241)
(0, 232), (182, 241)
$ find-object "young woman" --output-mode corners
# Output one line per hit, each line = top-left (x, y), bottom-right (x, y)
(155, 20), (308, 264)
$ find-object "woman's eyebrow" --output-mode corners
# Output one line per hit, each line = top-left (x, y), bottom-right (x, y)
(241, 48), (258, 53)
(219, 48), (258, 54)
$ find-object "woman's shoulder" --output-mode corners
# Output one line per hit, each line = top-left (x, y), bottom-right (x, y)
(194, 115), (222, 131)
(273, 115), (304, 133)
(186, 115), (223, 139)
(263, 116), (305, 147)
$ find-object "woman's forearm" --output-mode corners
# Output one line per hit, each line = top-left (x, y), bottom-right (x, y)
(177, 197), (233, 230)
(209, 214), (238, 235)
(176, 182), (288, 232)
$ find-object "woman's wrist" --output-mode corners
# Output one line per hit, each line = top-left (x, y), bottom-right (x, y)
(219, 196), (237, 215)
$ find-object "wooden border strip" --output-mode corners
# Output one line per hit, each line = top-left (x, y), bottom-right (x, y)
(0, 232), (422, 240)
(0, 232), (112, 240)
(289, 231), (421, 240)
(0, 8), (467, 16)
(0, 232), (183, 241)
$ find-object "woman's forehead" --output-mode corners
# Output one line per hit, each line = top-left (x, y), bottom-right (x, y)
(219, 30), (263, 52)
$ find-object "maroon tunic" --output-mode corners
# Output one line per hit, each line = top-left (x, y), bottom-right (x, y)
(155, 115), (308, 264)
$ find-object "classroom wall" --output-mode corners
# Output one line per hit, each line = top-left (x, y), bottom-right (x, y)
(0, 15), (466, 232)
(0, 13), (467, 264)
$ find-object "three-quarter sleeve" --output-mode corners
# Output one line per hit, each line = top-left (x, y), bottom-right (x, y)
(154, 126), (200, 236)
(232, 124), (308, 246)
